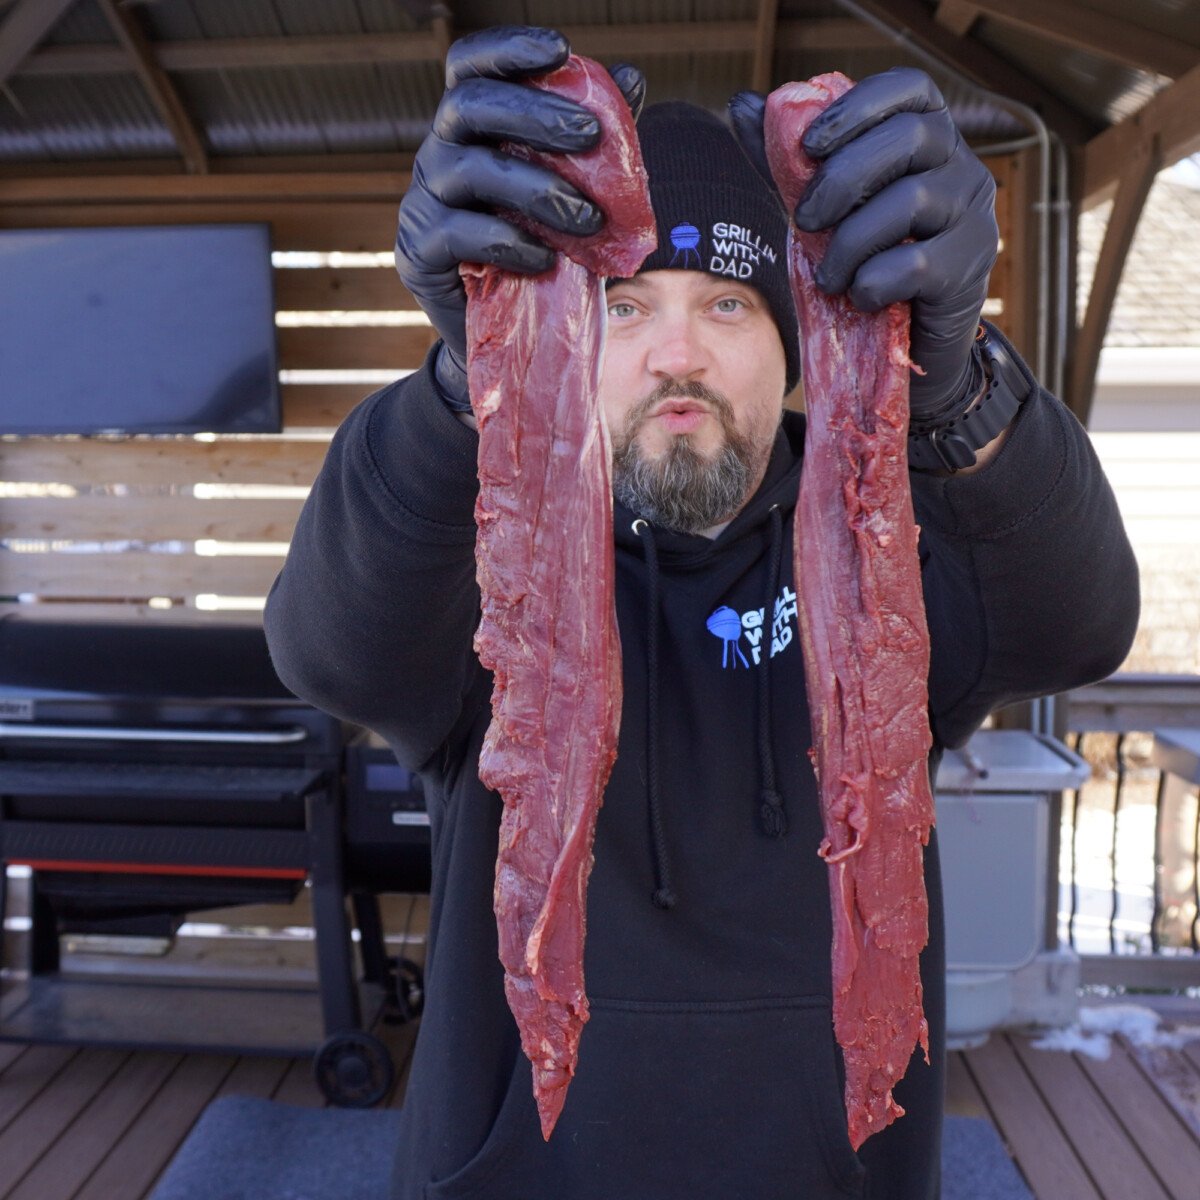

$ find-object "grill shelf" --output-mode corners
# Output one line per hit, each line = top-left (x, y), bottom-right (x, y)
(0, 760), (324, 802)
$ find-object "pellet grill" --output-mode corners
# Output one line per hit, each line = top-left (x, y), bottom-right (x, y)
(0, 617), (427, 1107)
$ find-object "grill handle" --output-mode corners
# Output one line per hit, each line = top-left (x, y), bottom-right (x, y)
(0, 723), (309, 746)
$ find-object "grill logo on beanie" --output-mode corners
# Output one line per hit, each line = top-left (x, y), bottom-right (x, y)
(668, 223), (702, 268)
(709, 221), (779, 281)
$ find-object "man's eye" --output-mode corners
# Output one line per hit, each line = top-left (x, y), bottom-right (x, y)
(608, 302), (637, 318)
(714, 297), (745, 313)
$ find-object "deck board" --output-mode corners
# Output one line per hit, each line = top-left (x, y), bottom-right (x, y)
(11, 888), (1200, 1200)
(962, 1035), (1102, 1200)
(74, 1054), (236, 1200)
(1075, 1035), (1200, 1199)
(4, 1052), (181, 1200)
(0, 1045), (78, 1135)
(0, 1049), (127, 1197)
(1010, 1035), (1171, 1200)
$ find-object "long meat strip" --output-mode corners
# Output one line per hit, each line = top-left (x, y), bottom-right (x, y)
(764, 75), (936, 1151)
(460, 56), (655, 1141)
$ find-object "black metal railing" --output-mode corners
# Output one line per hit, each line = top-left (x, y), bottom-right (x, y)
(1061, 675), (1200, 985)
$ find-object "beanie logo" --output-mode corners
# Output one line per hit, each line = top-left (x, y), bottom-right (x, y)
(668, 223), (702, 268)
(709, 221), (778, 282)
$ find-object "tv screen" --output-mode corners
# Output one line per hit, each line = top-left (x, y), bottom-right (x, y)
(0, 223), (281, 435)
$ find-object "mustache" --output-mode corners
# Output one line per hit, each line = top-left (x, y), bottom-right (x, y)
(621, 379), (737, 437)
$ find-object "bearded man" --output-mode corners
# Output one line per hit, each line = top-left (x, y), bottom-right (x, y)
(265, 25), (1137, 1200)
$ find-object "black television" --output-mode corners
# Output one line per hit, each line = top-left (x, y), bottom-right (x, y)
(0, 223), (281, 435)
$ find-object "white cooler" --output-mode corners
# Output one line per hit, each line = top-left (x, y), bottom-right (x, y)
(934, 730), (1089, 1048)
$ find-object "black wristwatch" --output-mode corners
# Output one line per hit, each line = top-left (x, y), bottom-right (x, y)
(907, 326), (1032, 473)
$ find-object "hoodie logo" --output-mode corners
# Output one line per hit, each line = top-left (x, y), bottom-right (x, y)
(706, 586), (798, 668)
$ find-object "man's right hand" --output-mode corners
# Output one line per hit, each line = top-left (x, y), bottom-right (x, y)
(396, 25), (646, 408)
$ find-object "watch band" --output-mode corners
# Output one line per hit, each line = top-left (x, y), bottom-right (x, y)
(907, 326), (1032, 473)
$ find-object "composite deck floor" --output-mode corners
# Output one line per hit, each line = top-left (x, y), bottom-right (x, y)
(3, 895), (1200, 1199)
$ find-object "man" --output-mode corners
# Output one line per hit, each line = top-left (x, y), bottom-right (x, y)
(265, 25), (1138, 1200)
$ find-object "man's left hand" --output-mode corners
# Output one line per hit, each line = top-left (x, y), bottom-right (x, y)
(730, 68), (999, 420)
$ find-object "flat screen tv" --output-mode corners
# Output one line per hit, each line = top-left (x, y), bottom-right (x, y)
(0, 223), (281, 435)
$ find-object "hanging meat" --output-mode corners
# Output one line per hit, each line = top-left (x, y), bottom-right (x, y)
(460, 55), (656, 1140)
(764, 74), (937, 1151)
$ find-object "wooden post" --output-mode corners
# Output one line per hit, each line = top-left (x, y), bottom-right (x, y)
(751, 0), (779, 94)
(1067, 134), (1160, 424)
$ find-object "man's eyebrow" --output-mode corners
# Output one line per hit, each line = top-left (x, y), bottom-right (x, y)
(604, 276), (647, 290)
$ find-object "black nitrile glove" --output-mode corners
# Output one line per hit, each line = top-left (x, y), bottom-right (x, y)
(395, 25), (647, 409)
(729, 68), (999, 421)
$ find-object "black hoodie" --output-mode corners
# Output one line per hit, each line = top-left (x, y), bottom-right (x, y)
(265, 328), (1138, 1200)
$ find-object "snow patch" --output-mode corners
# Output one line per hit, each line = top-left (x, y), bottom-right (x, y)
(1031, 1004), (1200, 1061)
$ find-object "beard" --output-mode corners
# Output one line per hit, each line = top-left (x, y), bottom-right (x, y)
(610, 379), (776, 536)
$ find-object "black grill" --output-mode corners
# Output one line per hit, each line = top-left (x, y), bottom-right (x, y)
(0, 616), (425, 1104)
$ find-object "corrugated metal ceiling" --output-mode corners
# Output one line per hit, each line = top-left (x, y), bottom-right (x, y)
(0, 0), (1194, 165)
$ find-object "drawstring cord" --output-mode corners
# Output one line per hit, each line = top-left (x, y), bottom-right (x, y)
(632, 506), (787, 909)
(633, 518), (677, 910)
(757, 505), (787, 838)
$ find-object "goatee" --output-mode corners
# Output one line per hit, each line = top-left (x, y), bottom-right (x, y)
(611, 380), (775, 536)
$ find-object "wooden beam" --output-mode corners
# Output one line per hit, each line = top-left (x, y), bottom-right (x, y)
(0, 495), (305, 544)
(844, 0), (1097, 144)
(19, 32), (443, 74)
(1080, 58), (1200, 209)
(0, 438), (327, 488)
(276, 325), (433, 371)
(0, 0), (77, 88)
(0, 550), (287, 600)
(0, 170), (411, 205)
(934, 1), (980, 39)
(774, 17), (889, 51)
(15, 20), (891, 76)
(431, 3), (453, 65)
(751, 0), (779, 93)
(96, 0), (207, 176)
(0, 201), (398, 254)
(1067, 133), (1159, 424)
(964, 0), (1199, 80)
(0, 151), (413, 180)
(273, 269), (415, 312)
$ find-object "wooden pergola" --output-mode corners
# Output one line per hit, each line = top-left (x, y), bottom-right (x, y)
(1, 0), (1199, 620)
(3, 0), (1199, 423)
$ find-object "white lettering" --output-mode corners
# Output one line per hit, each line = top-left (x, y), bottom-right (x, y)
(709, 255), (753, 279)
(709, 221), (778, 265)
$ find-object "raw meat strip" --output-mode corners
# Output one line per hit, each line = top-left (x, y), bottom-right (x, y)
(460, 56), (655, 1140)
(765, 74), (936, 1150)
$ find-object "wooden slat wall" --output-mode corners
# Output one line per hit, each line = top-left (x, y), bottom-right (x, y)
(1, 154), (1030, 625)
(0, 192), (432, 623)
(984, 147), (1039, 360)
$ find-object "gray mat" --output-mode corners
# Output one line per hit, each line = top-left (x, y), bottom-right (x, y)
(942, 1115), (1035, 1200)
(150, 1098), (1033, 1199)
(149, 1097), (401, 1200)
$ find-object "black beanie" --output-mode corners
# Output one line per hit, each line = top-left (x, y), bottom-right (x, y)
(632, 101), (801, 392)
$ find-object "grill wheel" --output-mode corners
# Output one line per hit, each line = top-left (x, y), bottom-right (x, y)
(312, 1030), (396, 1108)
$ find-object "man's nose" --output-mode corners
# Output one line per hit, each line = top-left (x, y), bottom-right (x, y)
(644, 312), (707, 381)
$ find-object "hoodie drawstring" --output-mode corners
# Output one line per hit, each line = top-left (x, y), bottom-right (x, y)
(634, 519), (677, 910)
(757, 505), (787, 837)
(632, 506), (788, 910)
